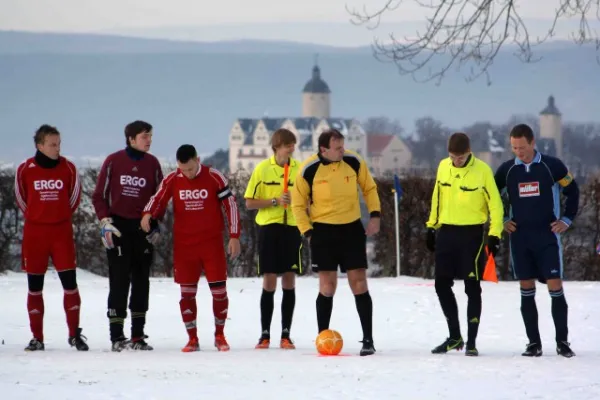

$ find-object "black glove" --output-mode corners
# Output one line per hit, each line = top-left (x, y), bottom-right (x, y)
(146, 218), (161, 245)
(426, 228), (436, 252)
(487, 235), (500, 257)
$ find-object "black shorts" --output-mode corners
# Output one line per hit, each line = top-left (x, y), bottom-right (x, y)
(310, 219), (367, 273)
(509, 228), (562, 282)
(435, 224), (486, 280)
(257, 224), (303, 275)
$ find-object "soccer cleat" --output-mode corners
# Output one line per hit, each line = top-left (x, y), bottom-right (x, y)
(182, 337), (200, 353)
(214, 334), (230, 351)
(556, 341), (575, 358)
(359, 338), (376, 356)
(255, 337), (270, 349)
(465, 344), (479, 357)
(130, 335), (153, 351)
(68, 328), (89, 351)
(431, 337), (464, 354)
(521, 342), (543, 357)
(111, 337), (130, 352)
(24, 338), (45, 351)
(280, 337), (296, 349)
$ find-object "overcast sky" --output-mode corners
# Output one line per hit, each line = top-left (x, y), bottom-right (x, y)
(0, 0), (567, 31)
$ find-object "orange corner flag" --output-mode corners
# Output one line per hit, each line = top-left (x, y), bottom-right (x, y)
(482, 246), (498, 283)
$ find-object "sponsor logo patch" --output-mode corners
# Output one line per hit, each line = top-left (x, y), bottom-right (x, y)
(518, 182), (540, 197)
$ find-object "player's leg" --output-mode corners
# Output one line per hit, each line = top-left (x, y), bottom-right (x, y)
(342, 220), (374, 356)
(279, 225), (302, 349)
(22, 223), (48, 351)
(105, 228), (132, 350)
(432, 225), (463, 354)
(538, 233), (574, 357)
(311, 223), (338, 334)
(128, 227), (153, 350)
(511, 232), (542, 356)
(203, 238), (230, 351)
(174, 246), (202, 352)
(256, 224), (277, 348)
(461, 225), (485, 356)
(52, 222), (88, 350)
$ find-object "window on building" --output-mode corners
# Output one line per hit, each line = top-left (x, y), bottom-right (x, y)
(237, 161), (243, 170)
(248, 162), (254, 170)
(262, 149), (267, 156)
(250, 148), (254, 155)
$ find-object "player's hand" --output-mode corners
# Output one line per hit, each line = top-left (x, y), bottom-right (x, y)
(145, 218), (161, 245)
(140, 214), (152, 232)
(278, 192), (291, 205)
(551, 219), (569, 233)
(228, 238), (241, 259)
(366, 217), (380, 236)
(504, 220), (517, 234)
(426, 228), (436, 252)
(487, 235), (501, 257)
(100, 217), (121, 249)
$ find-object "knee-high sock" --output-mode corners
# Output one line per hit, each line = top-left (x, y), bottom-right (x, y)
(180, 285), (198, 340)
(354, 291), (373, 340)
(435, 277), (461, 339)
(260, 289), (275, 338)
(27, 290), (44, 341)
(550, 288), (568, 342)
(281, 288), (296, 338)
(316, 293), (333, 333)
(63, 288), (81, 337)
(520, 287), (541, 344)
(210, 283), (228, 336)
(464, 280), (482, 346)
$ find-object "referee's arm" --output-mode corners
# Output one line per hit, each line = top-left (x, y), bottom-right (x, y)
(357, 157), (381, 217)
(426, 163), (442, 230)
(483, 165), (504, 238)
(291, 171), (313, 237)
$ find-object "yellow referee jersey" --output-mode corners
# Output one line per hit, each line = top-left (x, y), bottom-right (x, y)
(291, 150), (381, 235)
(244, 156), (300, 226)
(426, 155), (504, 238)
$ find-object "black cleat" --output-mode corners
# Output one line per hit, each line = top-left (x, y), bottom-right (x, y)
(111, 336), (130, 352)
(465, 344), (479, 357)
(359, 338), (376, 356)
(24, 338), (45, 351)
(68, 328), (89, 351)
(522, 342), (543, 357)
(556, 341), (575, 358)
(130, 335), (153, 351)
(431, 337), (464, 354)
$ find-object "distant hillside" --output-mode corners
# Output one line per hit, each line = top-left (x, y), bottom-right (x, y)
(0, 31), (599, 164)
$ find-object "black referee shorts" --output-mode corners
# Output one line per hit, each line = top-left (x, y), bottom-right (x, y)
(310, 219), (368, 273)
(257, 223), (303, 275)
(435, 224), (486, 280)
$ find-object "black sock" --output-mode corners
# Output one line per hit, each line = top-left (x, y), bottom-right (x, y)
(260, 289), (275, 338)
(550, 288), (568, 342)
(520, 287), (541, 344)
(281, 288), (295, 338)
(435, 278), (461, 339)
(354, 291), (373, 341)
(131, 311), (146, 339)
(316, 293), (333, 333)
(465, 280), (482, 347)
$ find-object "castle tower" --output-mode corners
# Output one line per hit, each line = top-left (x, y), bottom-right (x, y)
(302, 56), (331, 118)
(539, 95), (562, 158)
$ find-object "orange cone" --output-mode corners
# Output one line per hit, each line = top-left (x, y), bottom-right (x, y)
(482, 246), (498, 283)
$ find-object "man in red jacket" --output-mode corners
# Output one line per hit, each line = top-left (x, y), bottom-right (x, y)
(92, 120), (164, 351)
(141, 144), (241, 352)
(15, 124), (88, 351)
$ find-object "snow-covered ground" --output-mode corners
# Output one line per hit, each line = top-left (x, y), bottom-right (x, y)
(1, 270), (599, 399)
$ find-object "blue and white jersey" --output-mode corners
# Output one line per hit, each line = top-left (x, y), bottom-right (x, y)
(495, 152), (579, 230)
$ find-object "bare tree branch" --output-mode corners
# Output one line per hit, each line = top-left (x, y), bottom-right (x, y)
(347, 0), (600, 84)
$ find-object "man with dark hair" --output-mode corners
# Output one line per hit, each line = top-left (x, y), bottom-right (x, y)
(92, 120), (164, 351)
(15, 124), (88, 351)
(426, 132), (503, 356)
(495, 123), (579, 358)
(291, 129), (381, 356)
(244, 128), (301, 350)
(141, 144), (241, 352)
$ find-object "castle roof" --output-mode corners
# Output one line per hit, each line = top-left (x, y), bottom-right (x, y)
(302, 65), (330, 94)
(540, 95), (561, 116)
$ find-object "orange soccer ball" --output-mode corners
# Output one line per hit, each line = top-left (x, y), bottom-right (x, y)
(315, 329), (343, 355)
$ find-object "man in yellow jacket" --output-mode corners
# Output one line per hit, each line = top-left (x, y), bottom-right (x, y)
(426, 132), (503, 357)
(291, 129), (381, 356)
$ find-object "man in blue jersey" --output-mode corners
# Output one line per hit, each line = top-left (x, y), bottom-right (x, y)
(495, 124), (579, 358)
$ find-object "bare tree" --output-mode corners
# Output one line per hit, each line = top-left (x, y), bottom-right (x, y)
(0, 169), (21, 272)
(347, 0), (600, 84)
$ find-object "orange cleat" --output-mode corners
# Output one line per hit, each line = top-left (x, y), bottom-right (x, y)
(214, 334), (230, 351)
(280, 338), (296, 350)
(182, 337), (200, 352)
(255, 337), (270, 349)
